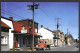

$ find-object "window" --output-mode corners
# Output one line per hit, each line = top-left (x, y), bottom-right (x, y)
(35, 29), (37, 33)
(30, 21), (32, 25)
(22, 26), (25, 30)
(54, 34), (56, 37)
(1, 36), (7, 44)
(21, 25), (27, 33)
(40, 41), (45, 43)
(35, 24), (37, 27)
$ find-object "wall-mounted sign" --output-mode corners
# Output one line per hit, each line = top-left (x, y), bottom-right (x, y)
(21, 29), (27, 33)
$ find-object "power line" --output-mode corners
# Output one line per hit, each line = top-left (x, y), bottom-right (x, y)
(1, 9), (26, 20)
(39, 6), (57, 19)
(1, 12), (23, 20)
(39, 7), (55, 22)
(2, 3), (31, 14)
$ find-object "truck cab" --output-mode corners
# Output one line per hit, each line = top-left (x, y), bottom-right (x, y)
(36, 40), (50, 50)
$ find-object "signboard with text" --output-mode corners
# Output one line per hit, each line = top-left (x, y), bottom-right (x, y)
(21, 29), (27, 33)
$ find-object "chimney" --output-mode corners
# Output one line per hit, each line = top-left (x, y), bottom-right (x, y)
(9, 17), (13, 20)
(41, 25), (43, 28)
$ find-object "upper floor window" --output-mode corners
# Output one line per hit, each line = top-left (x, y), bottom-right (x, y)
(22, 26), (25, 30)
(35, 24), (37, 27)
(21, 25), (27, 33)
(30, 21), (32, 25)
(35, 28), (37, 33)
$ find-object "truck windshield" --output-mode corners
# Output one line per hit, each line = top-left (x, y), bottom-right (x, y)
(40, 41), (45, 43)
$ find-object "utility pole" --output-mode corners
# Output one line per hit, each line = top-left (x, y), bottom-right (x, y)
(56, 18), (60, 47)
(27, 1), (39, 51)
(67, 29), (68, 35)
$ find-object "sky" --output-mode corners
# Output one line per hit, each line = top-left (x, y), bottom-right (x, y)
(1, 2), (79, 39)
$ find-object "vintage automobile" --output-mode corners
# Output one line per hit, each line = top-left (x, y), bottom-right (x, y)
(35, 40), (50, 50)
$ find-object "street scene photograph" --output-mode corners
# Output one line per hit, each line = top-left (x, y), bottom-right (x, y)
(1, 2), (79, 51)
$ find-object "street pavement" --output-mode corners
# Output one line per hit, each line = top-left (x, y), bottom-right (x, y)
(44, 43), (79, 51)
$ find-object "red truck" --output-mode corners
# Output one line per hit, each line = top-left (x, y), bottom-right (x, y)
(35, 40), (51, 50)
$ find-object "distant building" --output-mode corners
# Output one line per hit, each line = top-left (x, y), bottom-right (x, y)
(67, 34), (73, 45)
(60, 32), (65, 46)
(38, 26), (55, 46)
(53, 30), (65, 47)
(53, 30), (61, 47)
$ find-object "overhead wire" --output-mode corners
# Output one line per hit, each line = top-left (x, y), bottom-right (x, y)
(1, 9), (26, 18)
(4, 2), (32, 14)
(1, 12), (23, 21)
(39, 7), (55, 22)
(2, 2), (78, 27)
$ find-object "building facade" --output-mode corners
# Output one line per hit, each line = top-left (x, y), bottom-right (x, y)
(67, 34), (73, 45)
(59, 32), (65, 47)
(17, 19), (41, 47)
(1, 16), (14, 51)
(38, 26), (55, 46)
(53, 30), (65, 47)
(53, 30), (61, 47)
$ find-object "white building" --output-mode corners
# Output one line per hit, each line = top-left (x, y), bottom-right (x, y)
(38, 26), (55, 46)
(1, 16), (14, 51)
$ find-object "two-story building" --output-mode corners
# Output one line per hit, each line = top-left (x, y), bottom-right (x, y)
(17, 19), (41, 47)
(53, 30), (61, 47)
(67, 34), (73, 45)
(1, 16), (14, 51)
(1, 21), (11, 51)
(59, 32), (65, 46)
(38, 25), (55, 47)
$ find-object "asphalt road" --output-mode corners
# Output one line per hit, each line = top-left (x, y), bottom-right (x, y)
(45, 43), (79, 51)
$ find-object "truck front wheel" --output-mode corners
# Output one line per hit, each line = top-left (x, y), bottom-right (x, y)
(43, 47), (46, 50)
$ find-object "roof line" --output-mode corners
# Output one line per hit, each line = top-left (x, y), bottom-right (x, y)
(17, 19), (39, 24)
(1, 16), (12, 21)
